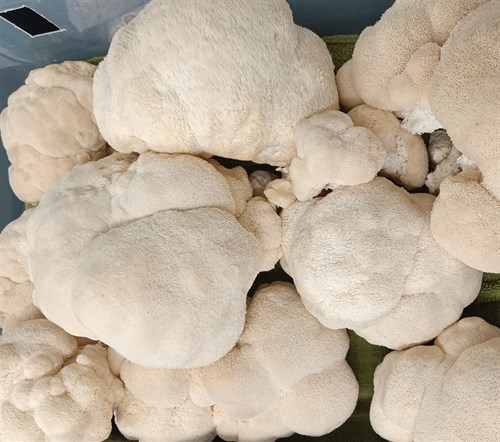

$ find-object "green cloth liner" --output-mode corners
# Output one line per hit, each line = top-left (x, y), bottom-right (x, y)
(19, 35), (498, 442)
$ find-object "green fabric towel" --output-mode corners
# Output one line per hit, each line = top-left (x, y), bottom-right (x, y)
(18, 36), (500, 442)
(322, 34), (358, 72)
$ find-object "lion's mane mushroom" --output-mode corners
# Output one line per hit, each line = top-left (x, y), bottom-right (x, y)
(26, 153), (281, 369)
(93, 0), (338, 166)
(370, 317), (500, 442)
(428, 0), (499, 195)
(107, 349), (215, 442)
(278, 177), (482, 349)
(431, 172), (500, 273)
(0, 61), (108, 203)
(335, 0), (490, 133)
(0, 210), (42, 331)
(192, 282), (358, 440)
(348, 104), (428, 190)
(288, 110), (386, 201)
(0, 319), (122, 441)
(427, 0), (500, 272)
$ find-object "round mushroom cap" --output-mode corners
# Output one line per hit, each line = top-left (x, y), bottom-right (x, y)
(93, 0), (338, 166)
(430, 172), (500, 273)
(28, 153), (277, 368)
(73, 208), (260, 368)
(428, 0), (500, 199)
(0, 61), (107, 203)
(370, 317), (500, 442)
(281, 178), (482, 348)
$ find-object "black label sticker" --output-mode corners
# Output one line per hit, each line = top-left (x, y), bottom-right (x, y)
(0, 6), (63, 37)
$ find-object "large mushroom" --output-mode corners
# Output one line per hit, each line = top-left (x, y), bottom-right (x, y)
(93, 0), (338, 166)
(26, 153), (281, 368)
(273, 177), (482, 349)
(429, 0), (500, 272)
(371, 317), (500, 441)
(0, 61), (108, 204)
(192, 282), (358, 440)
(0, 319), (122, 441)
(335, 0), (489, 133)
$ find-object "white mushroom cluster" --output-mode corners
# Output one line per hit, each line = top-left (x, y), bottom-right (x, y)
(107, 283), (357, 441)
(0, 319), (122, 441)
(371, 317), (500, 441)
(92, 0), (338, 166)
(1, 0), (498, 440)
(0, 61), (108, 204)
(335, 0), (500, 273)
(194, 283), (358, 440)
(277, 177), (482, 349)
(27, 152), (280, 369)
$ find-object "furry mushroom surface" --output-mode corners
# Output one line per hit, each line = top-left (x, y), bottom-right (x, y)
(192, 282), (358, 440)
(428, 0), (500, 198)
(93, 0), (338, 166)
(0, 61), (107, 203)
(288, 110), (386, 200)
(370, 317), (500, 441)
(427, 1), (500, 272)
(430, 172), (500, 273)
(335, 60), (363, 112)
(107, 349), (215, 442)
(0, 318), (122, 441)
(348, 104), (428, 190)
(26, 152), (281, 369)
(0, 209), (42, 331)
(338, 0), (489, 134)
(279, 177), (482, 349)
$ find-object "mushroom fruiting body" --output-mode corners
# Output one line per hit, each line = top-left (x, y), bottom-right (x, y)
(0, 61), (107, 203)
(26, 153), (280, 369)
(279, 177), (482, 349)
(288, 110), (386, 201)
(428, 0), (500, 196)
(192, 282), (358, 440)
(0, 210), (42, 331)
(336, 0), (490, 133)
(93, 0), (338, 166)
(348, 104), (428, 190)
(428, 0), (500, 272)
(370, 317), (500, 441)
(0, 319), (122, 441)
(431, 172), (500, 273)
(108, 349), (215, 442)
